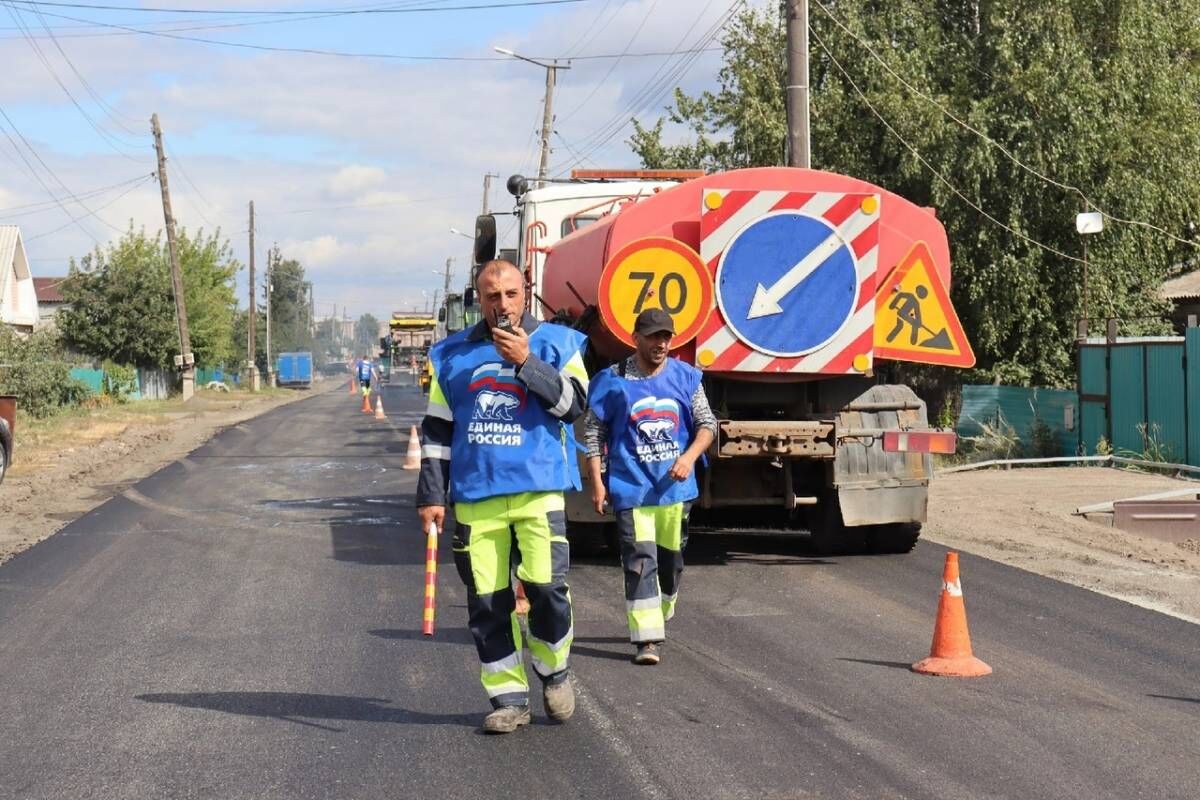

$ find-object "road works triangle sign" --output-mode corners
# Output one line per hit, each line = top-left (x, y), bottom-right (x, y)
(873, 242), (975, 367)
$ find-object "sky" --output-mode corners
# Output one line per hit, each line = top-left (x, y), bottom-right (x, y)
(0, 0), (757, 323)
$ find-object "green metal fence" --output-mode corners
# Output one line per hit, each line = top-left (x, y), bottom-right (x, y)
(1078, 328), (1200, 465)
(956, 385), (1078, 457)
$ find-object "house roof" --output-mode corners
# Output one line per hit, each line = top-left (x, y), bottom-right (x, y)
(33, 277), (66, 303)
(1160, 269), (1200, 301)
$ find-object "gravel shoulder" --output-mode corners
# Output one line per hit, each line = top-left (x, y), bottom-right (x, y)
(0, 377), (342, 565)
(926, 466), (1200, 623)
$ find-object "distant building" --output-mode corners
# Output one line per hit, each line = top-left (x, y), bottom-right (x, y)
(1159, 269), (1200, 332)
(33, 277), (69, 328)
(0, 226), (38, 333)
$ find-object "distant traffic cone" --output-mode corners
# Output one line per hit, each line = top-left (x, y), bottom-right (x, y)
(514, 580), (530, 616)
(912, 552), (992, 677)
(402, 425), (421, 470)
(374, 395), (387, 420)
(361, 391), (372, 413)
(349, 378), (357, 395)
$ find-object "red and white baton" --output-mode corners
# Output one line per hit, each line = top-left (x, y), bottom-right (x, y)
(422, 521), (439, 636)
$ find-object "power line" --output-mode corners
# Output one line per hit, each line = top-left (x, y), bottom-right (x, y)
(557, 0), (661, 124)
(3, 0), (589, 15)
(551, 0), (741, 173)
(10, 6), (718, 62)
(25, 173), (155, 241)
(810, 0), (1198, 250)
(0, 173), (152, 215)
(809, 25), (1083, 264)
(1, 2), (145, 160)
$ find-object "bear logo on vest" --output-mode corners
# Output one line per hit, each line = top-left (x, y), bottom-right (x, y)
(630, 397), (681, 463)
(467, 363), (526, 446)
(474, 390), (519, 420)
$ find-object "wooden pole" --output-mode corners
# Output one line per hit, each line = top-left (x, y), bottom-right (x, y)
(151, 113), (194, 400)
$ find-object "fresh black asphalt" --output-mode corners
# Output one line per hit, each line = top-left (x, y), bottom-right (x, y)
(1, 380), (1197, 799)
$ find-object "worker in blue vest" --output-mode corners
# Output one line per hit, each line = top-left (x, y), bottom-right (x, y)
(417, 259), (589, 734)
(584, 308), (716, 665)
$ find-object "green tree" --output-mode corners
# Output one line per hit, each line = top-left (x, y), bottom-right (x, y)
(0, 327), (88, 418)
(59, 226), (241, 369)
(629, 1), (1200, 387)
(355, 313), (381, 355)
(265, 245), (315, 356)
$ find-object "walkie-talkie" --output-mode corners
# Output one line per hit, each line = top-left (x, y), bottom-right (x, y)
(495, 313), (514, 334)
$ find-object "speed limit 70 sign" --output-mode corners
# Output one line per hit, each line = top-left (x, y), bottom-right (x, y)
(597, 237), (714, 348)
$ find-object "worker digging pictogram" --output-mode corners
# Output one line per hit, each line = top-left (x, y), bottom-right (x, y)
(873, 241), (975, 368)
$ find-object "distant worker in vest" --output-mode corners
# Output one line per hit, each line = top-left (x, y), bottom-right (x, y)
(356, 354), (380, 411)
(417, 259), (589, 734)
(584, 308), (716, 666)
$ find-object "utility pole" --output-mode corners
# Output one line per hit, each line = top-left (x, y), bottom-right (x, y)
(443, 257), (454, 301)
(265, 246), (274, 387)
(151, 113), (195, 400)
(495, 48), (570, 186)
(482, 172), (498, 215)
(785, 0), (811, 168)
(537, 60), (560, 184)
(246, 201), (260, 391)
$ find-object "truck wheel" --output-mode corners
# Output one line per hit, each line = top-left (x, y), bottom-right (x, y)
(809, 497), (867, 556)
(867, 522), (922, 554)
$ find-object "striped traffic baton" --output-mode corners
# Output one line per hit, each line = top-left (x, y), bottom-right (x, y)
(422, 521), (439, 636)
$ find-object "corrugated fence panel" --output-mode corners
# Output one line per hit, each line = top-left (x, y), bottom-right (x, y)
(1188, 329), (1200, 466)
(1145, 342), (1187, 462)
(956, 385), (1078, 456)
(1109, 346), (1146, 454)
(1078, 346), (1107, 396)
(1078, 344), (1107, 455)
(68, 367), (104, 395)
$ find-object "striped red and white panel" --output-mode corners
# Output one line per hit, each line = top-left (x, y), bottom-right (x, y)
(696, 189), (880, 374)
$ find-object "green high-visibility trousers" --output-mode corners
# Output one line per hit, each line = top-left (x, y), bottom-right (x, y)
(616, 501), (689, 643)
(453, 491), (573, 708)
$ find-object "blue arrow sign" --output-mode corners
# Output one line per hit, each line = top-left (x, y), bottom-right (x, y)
(715, 211), (858, 357)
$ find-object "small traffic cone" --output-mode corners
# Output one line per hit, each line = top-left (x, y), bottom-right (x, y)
(374, 395), (387, 420)
(402, 425), (421, 470)
(912, 552), (992, 677)
(361, 391), (372, 414)
(349, 378), (357, 395)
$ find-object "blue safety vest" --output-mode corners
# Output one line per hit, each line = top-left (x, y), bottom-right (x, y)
(587, 357), (701, 511)
(431, 322), (586, 503)
(357, 360), (372, 382)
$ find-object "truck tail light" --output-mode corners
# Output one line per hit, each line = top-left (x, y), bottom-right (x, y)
(883, 430), (957, 455)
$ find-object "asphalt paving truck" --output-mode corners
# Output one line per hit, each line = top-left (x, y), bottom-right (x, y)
(471, 167), (975, 554)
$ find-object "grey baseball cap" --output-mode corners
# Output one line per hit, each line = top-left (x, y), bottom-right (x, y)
(634, 308), (676, 336)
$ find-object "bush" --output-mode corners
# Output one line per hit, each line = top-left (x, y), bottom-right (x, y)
(0, 327), (90, 417)
(102, 360), (138, 402)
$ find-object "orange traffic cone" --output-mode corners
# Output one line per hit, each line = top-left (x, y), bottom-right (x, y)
(361, 391), (372, 414)
(374, 395), (387, 420)
(912, 552), (992, 677)
(402, 425), (421, 470)
(349, 378), (357, 395)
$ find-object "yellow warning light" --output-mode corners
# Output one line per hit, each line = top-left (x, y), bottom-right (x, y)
(704, 192), (724, 210)
(861, 196), (878, 215)
(698, 349), (716, 367)
(852, 353), (870, 373)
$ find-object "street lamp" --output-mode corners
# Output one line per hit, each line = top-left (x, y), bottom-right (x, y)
(494, 45), (570, 184)
(449, 226), (472, 239)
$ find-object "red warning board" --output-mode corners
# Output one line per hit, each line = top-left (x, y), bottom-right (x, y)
(873, 242), (975, 367)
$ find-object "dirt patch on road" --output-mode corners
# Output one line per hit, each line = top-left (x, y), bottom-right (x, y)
(0, 379), (341, 565)
(926, 467), (1200, 622)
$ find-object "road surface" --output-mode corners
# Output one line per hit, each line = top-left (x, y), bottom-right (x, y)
(1, 381), (1196, 799)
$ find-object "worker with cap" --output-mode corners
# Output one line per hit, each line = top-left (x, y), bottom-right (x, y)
(584, 307), (717, 665)
(417, 259), (589, 733)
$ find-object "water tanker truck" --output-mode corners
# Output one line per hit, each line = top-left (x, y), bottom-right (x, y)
(471, 167), (975, 554)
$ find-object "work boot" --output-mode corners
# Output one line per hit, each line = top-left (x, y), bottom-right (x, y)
(633, 642), (661, 665)
(542, 674), (575, 722)
(481, 705), (531, 734)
